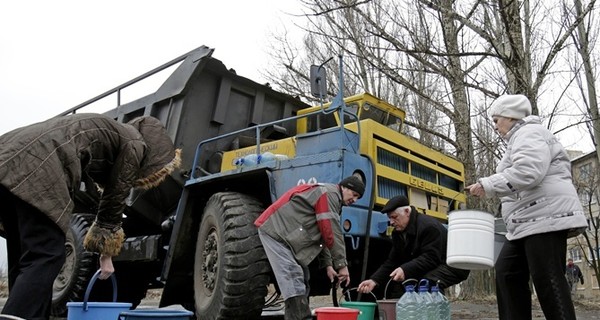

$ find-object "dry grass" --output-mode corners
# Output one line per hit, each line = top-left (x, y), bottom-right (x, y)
(145, 289), (162, 300)
(0, 277), (7, 298)
(450, 294), (497, 303)
(574, 299), (600, 310)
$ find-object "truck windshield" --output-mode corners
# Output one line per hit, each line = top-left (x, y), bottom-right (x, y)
(386, 114), (402, 132)
(343, 102), (402, 133)
(301, 96), (404, 134)
(361, 102), (385, 122)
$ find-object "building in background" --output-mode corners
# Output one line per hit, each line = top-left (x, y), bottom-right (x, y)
(570, 151), (600, 299)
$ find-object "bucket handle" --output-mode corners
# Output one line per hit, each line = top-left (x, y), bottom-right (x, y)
(340, 287), (378, 305)
(418, 278), (429, 287)
(380, 278), (418, 300)
(83, 270), (118, 311)
(382, 279), (393, 300)
(401, 278), (418, 286)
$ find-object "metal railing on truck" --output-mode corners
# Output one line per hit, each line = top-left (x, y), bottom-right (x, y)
(189, 101), (362, 181)
(57, 46), (210, 116)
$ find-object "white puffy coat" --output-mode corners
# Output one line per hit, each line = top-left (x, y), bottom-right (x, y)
(479, 116), (587, 240)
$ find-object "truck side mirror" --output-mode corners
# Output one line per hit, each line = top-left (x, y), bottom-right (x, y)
(310, 65), (327, 98)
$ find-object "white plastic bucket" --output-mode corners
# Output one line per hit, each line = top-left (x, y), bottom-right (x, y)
(446, 210), (495, 270)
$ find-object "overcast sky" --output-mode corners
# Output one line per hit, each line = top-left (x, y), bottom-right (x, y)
(0, 0), (304, 135)
(1, 0), (305, 271)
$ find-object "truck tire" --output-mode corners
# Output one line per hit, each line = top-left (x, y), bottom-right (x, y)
(51, 213), (97, 316)
(194, 192), (271, 320)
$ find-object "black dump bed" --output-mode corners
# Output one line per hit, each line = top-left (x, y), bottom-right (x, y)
(65, 46), (309, 229)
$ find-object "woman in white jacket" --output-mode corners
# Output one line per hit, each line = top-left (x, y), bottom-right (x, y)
(466, 94), (587, 320)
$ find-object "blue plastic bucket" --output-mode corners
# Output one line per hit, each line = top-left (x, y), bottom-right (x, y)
(119, 309), (194, 319)
(67, 302), (133, 320)
(67, 270), (132, 320)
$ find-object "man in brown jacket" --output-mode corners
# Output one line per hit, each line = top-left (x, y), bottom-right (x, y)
(0, 113), (180, 320)
(254, 175), (365, 320)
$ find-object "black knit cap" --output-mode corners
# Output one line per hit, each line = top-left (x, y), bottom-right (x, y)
(339, 176), (365, 198)
(381, 195), (410, 213)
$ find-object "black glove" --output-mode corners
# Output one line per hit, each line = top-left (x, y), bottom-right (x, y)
(580, 278), (584, 285)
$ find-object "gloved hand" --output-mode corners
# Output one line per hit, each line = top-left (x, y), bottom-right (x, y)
(580, 278), (584, 285)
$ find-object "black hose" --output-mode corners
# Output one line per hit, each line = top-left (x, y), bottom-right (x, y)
(331, 278), (339, 307)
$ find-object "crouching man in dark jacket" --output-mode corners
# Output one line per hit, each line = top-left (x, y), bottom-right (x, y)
(358, 195), (469, 297)
(0, 113), (180, 320)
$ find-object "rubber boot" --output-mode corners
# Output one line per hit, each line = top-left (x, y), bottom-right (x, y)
(284, 295), (313, 320)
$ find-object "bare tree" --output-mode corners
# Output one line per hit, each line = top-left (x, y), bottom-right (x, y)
(562, 0), (600, 291)
(572, 163), (600, 288)
(262, 0), (598, 298)
(567, 0), (600, 161)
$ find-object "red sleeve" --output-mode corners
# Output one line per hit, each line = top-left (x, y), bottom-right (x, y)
(315, 193), (335, 248)
(254, 184), (317, 227)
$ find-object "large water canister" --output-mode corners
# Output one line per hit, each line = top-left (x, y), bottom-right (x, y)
(395, 284), (422, 320)
(446, 210), (495, 270)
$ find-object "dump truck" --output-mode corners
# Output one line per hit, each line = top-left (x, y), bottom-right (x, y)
(45, 46), (466, 319)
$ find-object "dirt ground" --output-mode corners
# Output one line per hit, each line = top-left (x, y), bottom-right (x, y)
(2, 287), (600, 319)
(449, 297), (600, 319)
(305, 294), (600, 320)
(140, 289), (600, 320)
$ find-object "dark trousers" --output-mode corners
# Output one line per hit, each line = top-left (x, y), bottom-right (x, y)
(0, 187), (66, 320)
(495, 230), (575, 320)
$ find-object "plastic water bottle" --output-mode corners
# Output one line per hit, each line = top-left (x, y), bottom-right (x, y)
(236, 152), (287, 167)
(258, 152), (276, 164)
(235, 154), (260, 167)
(244, 153), (259, 165)
(274, 154), (289, 161)
(395, 284), (424, 320)
(234, 157), (244, 167)
(417, 279), (435, 320)
(430, 283), (450, 320)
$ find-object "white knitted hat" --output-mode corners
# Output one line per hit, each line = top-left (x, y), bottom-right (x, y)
(489, 94), (532, 120)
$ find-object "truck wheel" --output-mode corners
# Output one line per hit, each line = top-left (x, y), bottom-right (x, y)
(194, 192), (271, 320)
(51, 214), (97, 316)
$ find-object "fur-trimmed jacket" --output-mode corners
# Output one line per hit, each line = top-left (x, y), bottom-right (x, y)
(0, 113), (179, 256)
